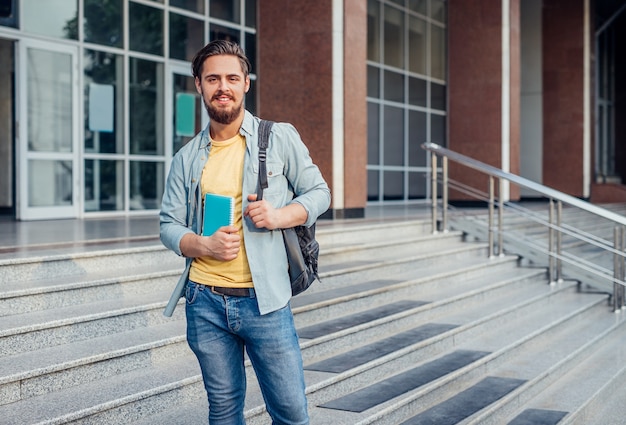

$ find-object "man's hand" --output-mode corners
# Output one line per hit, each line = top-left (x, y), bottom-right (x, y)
(244, 194), (308, 230)
(180, 225), (240, 260)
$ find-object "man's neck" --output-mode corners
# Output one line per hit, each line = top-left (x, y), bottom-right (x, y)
(209, 113), (245, 141)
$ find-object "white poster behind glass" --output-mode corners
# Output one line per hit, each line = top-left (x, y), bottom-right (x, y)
(88, 83), (114, 133)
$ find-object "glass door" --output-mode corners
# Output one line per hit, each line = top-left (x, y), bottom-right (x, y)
(17, 40), (79, 220)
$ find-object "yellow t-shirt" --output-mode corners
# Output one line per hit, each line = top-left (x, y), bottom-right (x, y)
(189, 133), (253, 288)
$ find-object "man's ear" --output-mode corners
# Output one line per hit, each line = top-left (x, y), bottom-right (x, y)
(245, 76), (250, 93)
(194, 77), (202, 94)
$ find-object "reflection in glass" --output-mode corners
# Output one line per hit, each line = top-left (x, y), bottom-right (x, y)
(408, 0), (427, 15)
(384, 171), (404, 200)
(129, 2), (163, 56)
(431, 24), (446, 80)
(409, 110), (427, 167)
(84, 159), (124, 211)
(130, 161), (164, 210)
(29, 160), (72, 207)
(28, 49), (73, 153)
(129, 58), (164, 155)
(22, 0), (78, 39)
(84, 50), (124, 154)
(409, 76), (426, 107)
(408, 16), (426, 75)
(384, 5), (403, 68)
(170, 13), (204, 61)
(210, 0), (240, 23)
(431, 114), (446, 145)
(384, 106), (404, 166)
(368, 169), (379, 201)
(409, 171), (427, 198)
(245, 0), (256, 28)
(367, 0), (380, 62)
(173, 73), (201, 154)
(210, 24), (240, 44)
(431, 0), (447, 23)
(384, 70), (404, 103)
(367, 103), (380, 164)
(431, 82), (446, 110)
(84, 0), (123, 47)
(170, 0), (205, 14)
(245, 32), (256, 74)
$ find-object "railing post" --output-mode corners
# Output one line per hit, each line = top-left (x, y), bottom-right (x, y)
(442, 156), (448, 232)
(431, 152), (438, 234)
(614, 225), (625, 312)
(488, 176), (495, 258)
(556, 200), (563, 282)
(548, 199), (556, 284)
(497, 178), (504, 256)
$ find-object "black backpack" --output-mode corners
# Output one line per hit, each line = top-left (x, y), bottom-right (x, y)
(255, 120), (320, 296)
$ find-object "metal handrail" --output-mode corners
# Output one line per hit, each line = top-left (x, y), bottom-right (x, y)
(423, 142), (626, 312)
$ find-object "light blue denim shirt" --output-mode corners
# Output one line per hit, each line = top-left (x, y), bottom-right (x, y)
(160, 111), (331, 316)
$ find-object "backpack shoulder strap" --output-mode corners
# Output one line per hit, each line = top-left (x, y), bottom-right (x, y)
(256, 120), (274, 201)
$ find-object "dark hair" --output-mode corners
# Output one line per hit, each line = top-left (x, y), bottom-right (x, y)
(191, 40), (251, 79)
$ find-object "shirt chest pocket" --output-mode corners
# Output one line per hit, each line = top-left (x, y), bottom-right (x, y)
(256, 161), (288, 206)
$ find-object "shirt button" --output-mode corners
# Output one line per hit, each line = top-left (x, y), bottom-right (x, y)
(268, 171), (273, 176)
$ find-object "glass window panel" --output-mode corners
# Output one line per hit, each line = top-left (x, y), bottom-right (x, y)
(245, 0), (256, 28)
(84, 0), (123, 47)
(22, 0), (78, 39)
(408, 0), (427, 15)
(367, 65), (380, 98)
(384, 5), (404, 68)
(173, 73), (202, 154)
(384, 106), (404, 166)
(408, 76), (426, 106)
(431, 24), (446, 80)
(384, 70), (404, 102)
(245, 32), (257, 74)
(84, 49), (124, 154)
(129, 58), (164, 155)
(210, 23), (240, 44)
(28, 160), (72, 207)
(408, 15), (426, 74)
(431, 0), (446, 23)
(84, 159), (124, 211)
(210, 0), (240, 23)
(129, 2), (163, 56)
(367, 103), (380, 165)
(170, 0), (205, 14)
(27, 48), (72, 153)
(367, 169), (379, 201)
(130, 161), (164, 210)
(431, 113), (446, 145)
(383, 171), (404, 200)
(431, 82), (446, 110)
(408, 171), (427, 199)
(367, 0), (380, 62)
(409, 110), (427, 166)
(170, 12), (204, 61)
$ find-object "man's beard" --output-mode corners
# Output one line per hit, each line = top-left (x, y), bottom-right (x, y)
(204, 93), (244, 125)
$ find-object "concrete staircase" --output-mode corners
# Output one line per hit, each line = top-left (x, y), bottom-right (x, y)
(1, 214), (625, 424)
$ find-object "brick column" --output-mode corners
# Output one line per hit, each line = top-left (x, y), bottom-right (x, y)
(448, 0), (521, 201)
(258, 0), (367, 218)
(542, 0), (586, 197)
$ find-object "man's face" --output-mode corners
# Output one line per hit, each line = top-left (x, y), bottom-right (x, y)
(195, 54), (250, 125)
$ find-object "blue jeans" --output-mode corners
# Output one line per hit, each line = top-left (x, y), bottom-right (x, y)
(185, 280), (309, 425)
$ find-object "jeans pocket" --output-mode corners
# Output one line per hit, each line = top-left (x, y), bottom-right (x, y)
(185, 280), (199, 304)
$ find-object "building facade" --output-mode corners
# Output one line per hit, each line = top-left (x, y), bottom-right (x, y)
(0, 0), (624, 221)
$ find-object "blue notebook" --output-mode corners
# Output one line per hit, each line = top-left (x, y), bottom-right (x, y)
(202, 193), (235, 236)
